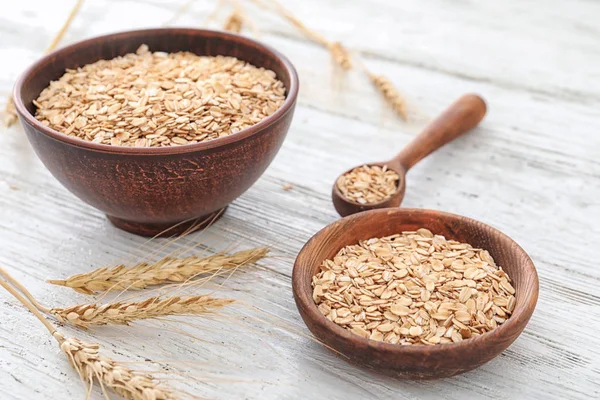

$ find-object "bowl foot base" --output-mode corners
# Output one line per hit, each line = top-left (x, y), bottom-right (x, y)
(107, 207), (227, 237)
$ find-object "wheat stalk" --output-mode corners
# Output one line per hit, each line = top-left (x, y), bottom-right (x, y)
(4, 0), (84, 127)
(59, 336), (179, 400)
(0, 270), (180, 400)
(50, 295), (234, 329)
(253, 0), (352, 70)
(368, 73), (408, 121)
(3, 98), (18, 127)
(327, 41), (352, 71)
(224, 10), (244, 33)
(48, 247), (268, 294)
(218, 0), (261, 37)
(252, 0), (410, 119)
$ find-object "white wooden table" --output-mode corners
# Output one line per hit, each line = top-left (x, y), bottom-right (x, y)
(1, 1), (599, 399)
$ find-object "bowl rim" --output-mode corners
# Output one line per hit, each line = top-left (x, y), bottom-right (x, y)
(12, 27), (299, 155)
(292, 207), (539, 357)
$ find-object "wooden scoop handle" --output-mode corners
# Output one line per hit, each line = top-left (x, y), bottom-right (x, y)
(394, 94), (487, 171)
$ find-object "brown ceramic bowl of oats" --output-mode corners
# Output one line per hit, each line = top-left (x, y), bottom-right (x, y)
(13, 28), (298, 236)
(292, 208), (538, 379)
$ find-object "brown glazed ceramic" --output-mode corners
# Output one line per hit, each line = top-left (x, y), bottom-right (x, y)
(292, 208), (538, 379)
(13, 28), (299, 236)
(332, 94), (487, 217)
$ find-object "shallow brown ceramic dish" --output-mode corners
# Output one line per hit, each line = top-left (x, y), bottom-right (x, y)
(13, 28), (299, 236)
(292, 208), (538, 379)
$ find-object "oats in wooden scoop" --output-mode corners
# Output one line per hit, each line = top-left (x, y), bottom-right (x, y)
(336, 165), (399, 204)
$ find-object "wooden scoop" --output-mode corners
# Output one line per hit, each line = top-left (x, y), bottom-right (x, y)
(332, 94), (487, 217)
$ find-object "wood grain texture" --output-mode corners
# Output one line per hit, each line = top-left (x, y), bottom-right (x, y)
(293, 208), (538, 379)
(14, 28), (299, 236)
(0, 0), (599, 399)
(332, 94), (486, 217)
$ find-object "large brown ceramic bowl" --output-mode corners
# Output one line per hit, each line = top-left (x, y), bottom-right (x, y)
(14, 28), (298, 236)
(293, 208), (538, 379)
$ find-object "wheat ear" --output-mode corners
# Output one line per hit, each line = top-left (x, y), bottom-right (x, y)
(59, 337), (180, 400)
(368, 73), (408, 121)
(47, 247), (268, 294)
(221, 0), (261, 36)
(0, 269), (179, 400)
(224, 10), (244, 33)
(327, 41), (353, 70)
(350, 53), (408, 122)
(3, 98), (18, 127)
(49, 295), (235, 329)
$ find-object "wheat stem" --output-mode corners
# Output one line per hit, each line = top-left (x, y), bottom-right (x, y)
(4, 0), (84, 127)
(263, 0), (328, 45)
(252, 0), (352, 69)
(0, 269), (181, 399)
(0, 266), (49, 311)
(0, 275), (57, 337)
(45, 0), (85, 53)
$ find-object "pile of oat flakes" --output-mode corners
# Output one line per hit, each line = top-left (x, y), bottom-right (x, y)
(34, 45), (286, 147)
(336, 165), (399, 204)
(312, 229), (515, 345)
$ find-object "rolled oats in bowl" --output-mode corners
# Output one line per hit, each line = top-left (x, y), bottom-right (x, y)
(312, 229), (516, 345)
(33, 45), (286, 147)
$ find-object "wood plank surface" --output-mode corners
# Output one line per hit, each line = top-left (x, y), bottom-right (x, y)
(0, 0), (598, 399)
